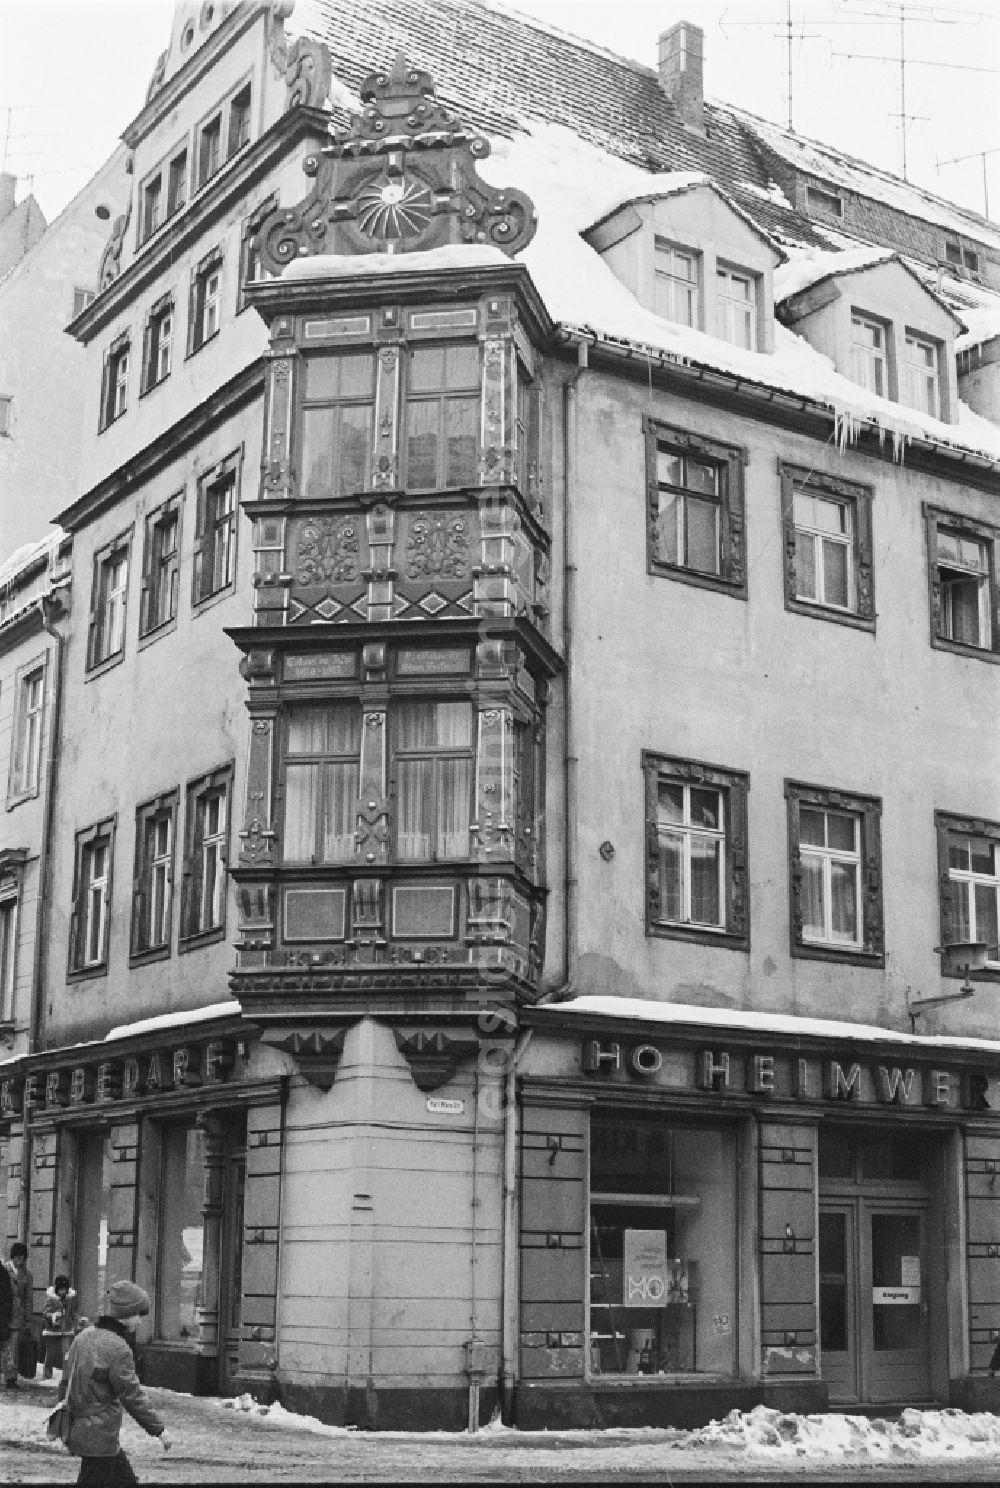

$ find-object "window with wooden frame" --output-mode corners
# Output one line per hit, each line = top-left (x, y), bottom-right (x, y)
(192, 454), (239, 606)
(139, 497), (181, 638)
(393, 701), (474, 862)
(779, 463), (875, 631)
(643, 751), (749, 950)
(69, 816), (116, 976)
(716, 264), (757, 350)
(850, 313), (889, 397)
(189, 248), (223, 354)
(402, 342), (481, 491)
(902, 333), (940, 419)
(196, 111), (222, 189)
(72, 287), (95, 319)
(282, 703), (362, 863)
(99, 333), (130, 430)
(141, 295), (174, 393)
(87, 532), (131, 671)
(925, 506), (1000, 659)
(936, 810), (1000, 979)
(130, 790), (178, 962)
(180, 765), (232, 947)
(8, 657), (46, 803)
(140, 169), (163, 244)
(0, 396), (11, 437)
(227, 82), (252, 157)
(167, 147), (188, 216)
(0, 887), (16, 1024)
(785, 780), (883, 966)
(237, 193), (277, 313)
(644, 418), (747, 597)
(299, 350), (375, 498)
(653, 240), (700, 327)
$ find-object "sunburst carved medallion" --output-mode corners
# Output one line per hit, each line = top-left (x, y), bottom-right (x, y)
(356, 174), (433, 241)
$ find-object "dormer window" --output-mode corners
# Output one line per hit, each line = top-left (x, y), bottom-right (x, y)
(717, 266), (756, 350)
(903, 333), (939, 418)
(850, 315), (887, 397)
(654, 241), (698, 327)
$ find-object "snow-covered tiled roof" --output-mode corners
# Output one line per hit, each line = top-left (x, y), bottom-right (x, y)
(287, 0), (1000, 467)
(584, 172), (788, 263)
(775, 246), (966, 330)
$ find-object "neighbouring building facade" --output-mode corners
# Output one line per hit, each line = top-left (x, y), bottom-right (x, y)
(0, 156), (131, 564)
(4, 0), (1000, 1432)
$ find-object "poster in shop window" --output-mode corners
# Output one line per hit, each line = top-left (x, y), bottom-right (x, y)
(623, 1229), (668, 1307)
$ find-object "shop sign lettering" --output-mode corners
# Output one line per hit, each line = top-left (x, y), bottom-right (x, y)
(1, 1038), (235, 1119)
(580, 1039), (994, 1114)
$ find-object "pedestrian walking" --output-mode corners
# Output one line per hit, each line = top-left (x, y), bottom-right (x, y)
(42, 1274), (78, 1378)
(58, 1281), (172, 1485)
(3, 1241), (34, 1385)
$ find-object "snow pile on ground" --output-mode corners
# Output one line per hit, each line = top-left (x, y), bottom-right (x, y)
(689, 1405), (1000, 1459)
(221, 1395), (357, 1435)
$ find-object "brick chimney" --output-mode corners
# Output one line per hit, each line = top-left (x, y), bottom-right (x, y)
(658, 22), (704, 130)
(0, 173), (15, 223)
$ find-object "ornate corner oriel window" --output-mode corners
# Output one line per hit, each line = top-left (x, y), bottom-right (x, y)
(785, 780), (883, 966)
(643, 751), (749, 949)
(644, 419), (747, 597)
(935, 810), (1000, 979)
(780, 463), (875, 631)
(925, 506), (1000, 659)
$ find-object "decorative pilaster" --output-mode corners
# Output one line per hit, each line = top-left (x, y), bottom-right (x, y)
(373, 343), (401, 489)
(240, 715), (278, 867)
(365, 504), (396, 621)
(356, 710), (389, 865)
(241, 1103), (284, 1373)
(472, 708), (514, 861)
(196, 1113), (227, 1354)
(261, 349), (297, 502)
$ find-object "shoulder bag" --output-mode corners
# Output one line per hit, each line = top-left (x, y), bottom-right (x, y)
(45, 1344), (78, 1449)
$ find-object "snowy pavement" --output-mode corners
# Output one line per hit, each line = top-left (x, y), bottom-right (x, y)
(4, 1376), (1000, 1482)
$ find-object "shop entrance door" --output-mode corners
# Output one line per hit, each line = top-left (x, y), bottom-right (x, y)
(819, 1201), (930, 1404)
(218, 1138), (246, 1395)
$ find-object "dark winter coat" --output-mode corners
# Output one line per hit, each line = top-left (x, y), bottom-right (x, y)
(59, 1317), (165, 1458)
(0, 1264), (11, 1342)
(42, 1286), (78, 1338)
(7, 1261), (32, 1330)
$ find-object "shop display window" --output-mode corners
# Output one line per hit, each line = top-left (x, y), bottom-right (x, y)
(589, 1111), (737, 1378)
(75, 1131), (111, 1320)
(157, 1123), (206, 1341)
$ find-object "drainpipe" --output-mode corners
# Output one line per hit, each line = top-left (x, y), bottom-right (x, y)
(499, 1027), (532, 1423)
(23, 586), (67, 1241)
(563, 338), (589, 989)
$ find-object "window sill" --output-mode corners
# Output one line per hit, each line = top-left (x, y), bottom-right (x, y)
(178, 926), (226, 955)
(138, 373), (171, 401)
(85, 650), (126, 682)
(784, 596), (876, 634)
(790, 939), (884, 969)
(6, 785), (41, 812)
(186, 328), (221, 360)
(931, 634), (1000, 665)
(191, 582), (236, 617)
(137, 617), (177, 652)
(128, 943), (172, 969)
(647, 920), (749, 953)
(66, 962), (109, 984)
(648, 561), (747, 601)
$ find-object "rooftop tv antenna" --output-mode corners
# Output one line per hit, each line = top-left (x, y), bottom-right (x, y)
(830, 0), (984, 180)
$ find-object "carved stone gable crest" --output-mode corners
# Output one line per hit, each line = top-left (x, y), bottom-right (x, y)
(255, 51), (536, 272)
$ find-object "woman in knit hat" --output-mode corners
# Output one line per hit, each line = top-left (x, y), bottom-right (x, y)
(57, 1281), (172, 1485)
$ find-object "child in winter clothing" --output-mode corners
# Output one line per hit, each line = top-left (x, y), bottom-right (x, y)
(42, 1275), (78, 1378)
